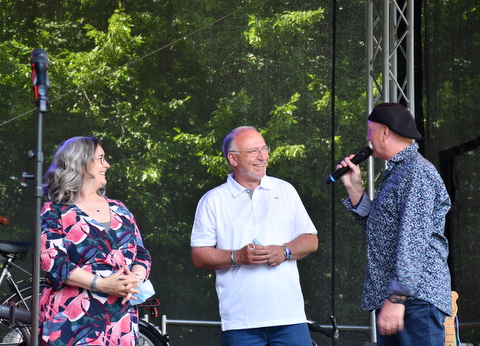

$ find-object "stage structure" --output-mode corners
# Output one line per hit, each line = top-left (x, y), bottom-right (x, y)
(365, 0), (415, 342)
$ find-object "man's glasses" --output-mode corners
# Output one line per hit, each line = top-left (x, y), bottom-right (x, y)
(230, 146), (270, 156)
(94, 155), (108, 165)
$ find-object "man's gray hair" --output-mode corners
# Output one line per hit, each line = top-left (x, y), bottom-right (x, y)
(222, 126), (259, 160)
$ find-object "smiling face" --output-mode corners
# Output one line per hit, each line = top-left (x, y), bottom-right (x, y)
(227, 129), (269, 188)
(84, 145), (110, 191)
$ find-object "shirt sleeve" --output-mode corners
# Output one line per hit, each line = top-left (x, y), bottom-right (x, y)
(394, 171), (438, 294)
(113, 200), (152, 276)
(191, 192), (218, 248)
(388, 279), (414, 296)
(40, 203), (78, 289)
(343, 191), (372, 231)
(131, 222), (152, 276)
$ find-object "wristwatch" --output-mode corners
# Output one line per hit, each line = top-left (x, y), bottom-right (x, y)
(282, 245), (292, 261)
(388, 294), (406, 304)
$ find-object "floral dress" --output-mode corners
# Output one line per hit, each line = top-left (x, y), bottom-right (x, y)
(38, 199), (152, 346)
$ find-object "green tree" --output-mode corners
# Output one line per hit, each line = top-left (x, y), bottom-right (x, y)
(8, 0), (477, 344)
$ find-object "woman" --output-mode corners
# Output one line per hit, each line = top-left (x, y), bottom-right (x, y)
(39, 136), (152, 345)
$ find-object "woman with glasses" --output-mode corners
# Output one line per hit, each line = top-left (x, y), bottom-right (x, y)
(39, 136), (152, 345)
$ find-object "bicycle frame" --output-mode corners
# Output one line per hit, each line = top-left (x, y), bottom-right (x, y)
(0, 259), (33, 310)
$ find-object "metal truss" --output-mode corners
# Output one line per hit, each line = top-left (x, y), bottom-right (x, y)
(365, 0), (415, 342)
(366, 0), (415, 110)
(365, 0), (415, 198)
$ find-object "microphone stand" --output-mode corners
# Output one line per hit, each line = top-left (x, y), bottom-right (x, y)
(30, 105), (44, 346)
(30, 51), (49, 346)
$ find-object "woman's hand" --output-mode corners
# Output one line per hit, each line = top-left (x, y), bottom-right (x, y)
(97, 266), (140, 304)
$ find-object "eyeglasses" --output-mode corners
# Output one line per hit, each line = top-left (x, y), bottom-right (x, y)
(94, 155), (108, 165)
(230, 146), (270, 156)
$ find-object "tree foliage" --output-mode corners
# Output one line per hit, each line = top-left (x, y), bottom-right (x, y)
(0, 1), (372, 344)
(1, 0), (478, 344)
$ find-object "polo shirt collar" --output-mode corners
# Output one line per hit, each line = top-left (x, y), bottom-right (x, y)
(226, 173), (273, 198)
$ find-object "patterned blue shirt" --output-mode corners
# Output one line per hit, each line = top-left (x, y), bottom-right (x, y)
(344, 143), (452, 315)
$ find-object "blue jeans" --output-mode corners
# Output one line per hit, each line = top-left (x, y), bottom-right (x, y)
(376, 300), (446, 346)
(221, 323), (311, 346)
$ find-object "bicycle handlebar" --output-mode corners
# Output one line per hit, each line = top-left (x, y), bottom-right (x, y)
(307, 315), (339, 340)
(0, 304), (31, 325)
(0, 216), (9, 226)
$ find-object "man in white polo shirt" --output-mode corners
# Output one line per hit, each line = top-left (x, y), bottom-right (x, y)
(191, 126), (318, 346)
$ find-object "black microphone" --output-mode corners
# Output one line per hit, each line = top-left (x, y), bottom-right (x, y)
(325, 146), (373, 184)
(30, 48), (50, 112)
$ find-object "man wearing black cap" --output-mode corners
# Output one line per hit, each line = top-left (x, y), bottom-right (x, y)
(336, 103), (452, 345)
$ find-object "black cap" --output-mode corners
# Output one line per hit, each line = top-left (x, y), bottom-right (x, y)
(368, 103), (422, 140)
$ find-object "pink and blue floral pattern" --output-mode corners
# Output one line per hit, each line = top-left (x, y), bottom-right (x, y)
(39, 199), (152, 345)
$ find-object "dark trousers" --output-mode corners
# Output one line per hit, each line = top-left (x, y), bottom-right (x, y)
(376, 300), (446, 346)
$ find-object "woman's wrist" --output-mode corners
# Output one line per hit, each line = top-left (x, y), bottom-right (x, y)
(133, 272), (146, 283)
(90, 275), (99, 291)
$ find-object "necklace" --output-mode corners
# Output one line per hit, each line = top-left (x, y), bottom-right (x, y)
(76, 197), (101, 213)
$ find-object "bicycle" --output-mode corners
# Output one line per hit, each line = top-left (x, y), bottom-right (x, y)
(137, 298), (170, 346)
(0, 215), (169, 346)
(308, 316), (339, 345)
(0, 214), (42, 345)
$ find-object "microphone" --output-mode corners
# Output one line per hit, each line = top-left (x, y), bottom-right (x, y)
(30, 48), (50, 112)
(325, 146), (373, 184)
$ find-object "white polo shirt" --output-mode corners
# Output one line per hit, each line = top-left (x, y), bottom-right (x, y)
(191, 174), (317, 331)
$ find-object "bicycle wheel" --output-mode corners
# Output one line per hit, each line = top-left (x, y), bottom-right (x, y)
(1, 282), (45, 345)
(139, 320), (168, 346)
